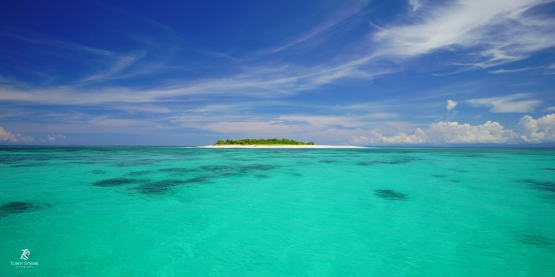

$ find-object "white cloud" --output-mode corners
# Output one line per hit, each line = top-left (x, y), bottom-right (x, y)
(174, 113), (389, 135)
(0, 31), (112, 56)
(80, 55), (139, 83)
(350, 113), (555, 144)
(409, 0), (423, 12)
(517, 114), (555, 142)
(351, 128), (427, 144)
(38, 134), (65, 143)
(40, 136), (56, 143)
(266, 0), (369, 54)
(468, 93), (541, 113)
(426, 121), (511, 143)
(0, 127), (34, 143)
(373, 0), (555, 68)
(544, 107), (555, 112)
(115, 105), (172, 114)
(488, 67), (537, 74)
(276, 114), (398, 130)
(197, 121), (304, 135)
(446, 100), (457, 111)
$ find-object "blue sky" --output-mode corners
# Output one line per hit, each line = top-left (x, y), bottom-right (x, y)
(1, 0), (554, 145)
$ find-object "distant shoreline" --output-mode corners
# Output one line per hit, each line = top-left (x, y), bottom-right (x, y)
(197, 145), (364, 148)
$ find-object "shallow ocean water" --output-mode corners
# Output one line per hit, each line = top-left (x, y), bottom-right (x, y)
(1, 146), (554, 276)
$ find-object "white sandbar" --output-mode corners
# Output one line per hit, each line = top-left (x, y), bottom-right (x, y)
(197, 145), (364, 148)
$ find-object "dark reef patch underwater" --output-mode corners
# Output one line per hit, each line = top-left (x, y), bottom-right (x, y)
(126, 170), (152, 176)
(131, 177), (210, 195)
(515, 234), (555, 247)
(517, 179), (555, 195)
(357, 156), (421, 166)
(374, 189), (407, 200)
(91, 170), (106, 174)
(93, 178), (148, 187)
(0, 201), (51, 217)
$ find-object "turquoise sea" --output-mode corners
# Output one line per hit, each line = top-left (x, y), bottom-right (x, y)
(1, 147), (554, 276)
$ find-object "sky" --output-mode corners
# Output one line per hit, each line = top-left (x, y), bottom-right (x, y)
(1, 0), (554, 146)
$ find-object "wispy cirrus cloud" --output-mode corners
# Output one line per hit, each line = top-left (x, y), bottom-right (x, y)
(0, 57), (395, 106)
(0, 31), (112, 56)
(372, 0), (555, 68)
(468, 93), (541, 113)
(409, 0), (424, 12)
(5, 1), (551, 108)
(79, 54), (140, 83)
(265, 0), (369, 54)
(488, 67), (538, 74)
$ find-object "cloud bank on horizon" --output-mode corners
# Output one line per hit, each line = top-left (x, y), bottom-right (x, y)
(0, 0), (554, 145)
(350, 113), (555, 145)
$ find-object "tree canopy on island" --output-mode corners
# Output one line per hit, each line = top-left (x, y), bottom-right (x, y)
(214, 138), (315, 145)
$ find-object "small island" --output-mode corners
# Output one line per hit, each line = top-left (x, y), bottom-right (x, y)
(214, 138), (315, 146)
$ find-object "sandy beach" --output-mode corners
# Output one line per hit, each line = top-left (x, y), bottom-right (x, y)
(197, 145), (364, 148)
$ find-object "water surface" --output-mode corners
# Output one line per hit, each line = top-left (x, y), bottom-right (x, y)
(1, 147), (554, 276)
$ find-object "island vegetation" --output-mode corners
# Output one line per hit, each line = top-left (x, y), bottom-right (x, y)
(214, 138), (315, 145)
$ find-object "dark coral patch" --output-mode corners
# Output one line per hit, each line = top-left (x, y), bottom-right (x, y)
(448, 168), (469, 173)
(182, 177), (210, 184)
(432, 174), (446, 178)
(254, 174), (269, 179)
(200, 164), (273, 172)
(542, 168), (555, 171)
(357, 157), (421, 166)
(133, 180), (183, 195)
(374, 189), (407, 200)
(244, 164), (274, 171)
(11, 163), (49, 168)
(0, 201), (50, 217)
(159, 168), (196, 173)
(516, 234), (554, 246)
(199, 165), (230, 171)
(158, 167), (195, 172)
(93, 178), (146, 187)
(91, 170), (106, 174)
(320, 159), (336, 164)
(448, 167), (469, 173)
(518, 179), (555, 193)
(133, 177), (209, 195)
(116, 159), (159, 167)
(126, 170), (151, 176)
(70, 161), (97, 164)
(199, 164), (274, 177)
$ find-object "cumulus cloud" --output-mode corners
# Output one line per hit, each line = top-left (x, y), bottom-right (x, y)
(468, 93), (541, 113)
(0, 127), (34, 143)
(446, 100), (457, 111)
(517, 114), (555, 143)
(350, 113), (555, 144)
(38, 134), (66, 143)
